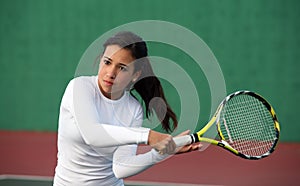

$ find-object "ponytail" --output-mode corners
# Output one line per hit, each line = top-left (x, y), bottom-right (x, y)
(132, 59), (178, 132)
(103, 31), (178, 132)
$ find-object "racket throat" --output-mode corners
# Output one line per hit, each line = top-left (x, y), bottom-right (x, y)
(190, 133), (200, 143)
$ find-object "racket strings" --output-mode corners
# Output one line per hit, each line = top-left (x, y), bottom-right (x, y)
(219, 94), (277, 157)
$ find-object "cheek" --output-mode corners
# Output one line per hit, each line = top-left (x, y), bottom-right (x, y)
(115, 73), (132, 83)
(98, 65), (105, 76)
(115, 73), (135, 89)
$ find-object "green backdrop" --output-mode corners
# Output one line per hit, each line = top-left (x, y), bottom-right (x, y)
(0, 0), (299, 141)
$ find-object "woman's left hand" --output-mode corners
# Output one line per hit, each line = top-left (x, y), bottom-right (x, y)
(175, 130), (202, 154)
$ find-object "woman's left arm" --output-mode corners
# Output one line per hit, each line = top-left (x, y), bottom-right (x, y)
(112, 144), (169, 179)
(112, 130), (202, 178)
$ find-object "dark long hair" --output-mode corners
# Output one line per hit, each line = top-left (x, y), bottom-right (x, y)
(103, 31), (177, 132)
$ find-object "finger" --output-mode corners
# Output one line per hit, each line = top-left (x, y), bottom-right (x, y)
(171, 138), (177, 152)
(167, 138), (177, 154)
(175, 143), (202, 154)
(176, 130), (191, 137)
(187, 143), (202, 151)
(165, 137), (172, 154)
(193, 143), (203, 150)
(161, 138), (170, 155)
(154, 142), (166, 154)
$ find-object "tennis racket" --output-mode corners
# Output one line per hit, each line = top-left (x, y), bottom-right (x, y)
(174, 90), (280, 160)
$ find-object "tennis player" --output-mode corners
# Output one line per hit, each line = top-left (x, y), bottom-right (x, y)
(53, 31), (201, 186)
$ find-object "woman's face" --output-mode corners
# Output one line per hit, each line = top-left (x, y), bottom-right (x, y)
(98, 45), (140, 99)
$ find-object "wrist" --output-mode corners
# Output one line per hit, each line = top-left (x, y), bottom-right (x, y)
(148, 130), (157, 146)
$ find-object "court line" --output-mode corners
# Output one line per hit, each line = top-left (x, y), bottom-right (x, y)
(124, 180), (223, 186)
(0, 174), (53, 181)
(0, 174), (222, 186)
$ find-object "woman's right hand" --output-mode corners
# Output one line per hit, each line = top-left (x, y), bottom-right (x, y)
(147, 130), (176, 155)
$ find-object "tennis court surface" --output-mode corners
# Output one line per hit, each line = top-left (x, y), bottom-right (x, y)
(0, 175), (221, 186)
(1, 131), (299, 186)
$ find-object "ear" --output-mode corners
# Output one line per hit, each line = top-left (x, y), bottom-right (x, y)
(132, 70), (141, 82)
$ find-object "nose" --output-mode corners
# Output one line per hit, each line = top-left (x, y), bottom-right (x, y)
(106, 66), (117, 79)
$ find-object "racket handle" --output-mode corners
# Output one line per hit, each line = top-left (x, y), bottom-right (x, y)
(173, 135), (193, 147)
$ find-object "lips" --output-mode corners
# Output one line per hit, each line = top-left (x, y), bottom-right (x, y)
(103, 80), (114, 86)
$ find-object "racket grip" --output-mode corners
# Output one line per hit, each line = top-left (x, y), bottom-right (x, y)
(173, 135), (193, 147)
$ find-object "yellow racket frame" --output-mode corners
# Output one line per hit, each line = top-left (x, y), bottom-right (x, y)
(190, 91), (280, 159)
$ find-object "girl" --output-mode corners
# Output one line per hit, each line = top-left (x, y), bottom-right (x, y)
(53, 31), (200, 186)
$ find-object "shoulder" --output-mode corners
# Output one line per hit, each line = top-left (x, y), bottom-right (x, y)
(69, 76), (97, 90)
(62, 76), (97, 99)
(65, 76), (95, 87)
(72, 76), (96, 85)
(61, 76), (98, 110)
(127, 93), (142, 108)
(127, 92), (143, 117)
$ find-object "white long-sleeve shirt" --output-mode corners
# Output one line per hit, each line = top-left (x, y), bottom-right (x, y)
(53, 76), (168, 186)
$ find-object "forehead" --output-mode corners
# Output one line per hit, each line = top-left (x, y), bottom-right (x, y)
(103, 45), (135, 65)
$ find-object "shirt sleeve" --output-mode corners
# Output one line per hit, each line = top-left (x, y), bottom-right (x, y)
(112, 144), (169, 179)
(61, 77), (150, 147)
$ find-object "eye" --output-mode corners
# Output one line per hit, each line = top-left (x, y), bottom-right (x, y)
(119, 65), (128, 72)
(103, 59), (111, 65)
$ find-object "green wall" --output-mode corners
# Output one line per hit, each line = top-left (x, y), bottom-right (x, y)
(0, 0), (299, 141)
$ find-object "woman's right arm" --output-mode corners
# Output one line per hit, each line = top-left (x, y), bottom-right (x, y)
(61, 78), (176, 153)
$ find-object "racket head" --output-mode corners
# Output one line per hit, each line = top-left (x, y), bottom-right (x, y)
(216, 90), (280, 160)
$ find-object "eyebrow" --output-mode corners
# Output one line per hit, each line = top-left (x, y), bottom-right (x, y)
(103, 56), (128, 67)
(104, 56), (112, 61)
